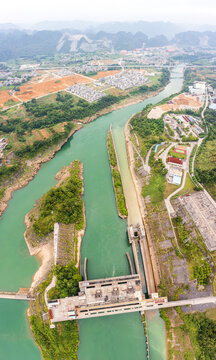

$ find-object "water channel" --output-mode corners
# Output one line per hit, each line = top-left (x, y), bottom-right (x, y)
(0, 65), (184, 360)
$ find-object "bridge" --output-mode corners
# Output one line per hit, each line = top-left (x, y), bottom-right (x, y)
(0, 288), (35, 300)
(47, 273), (216, 323)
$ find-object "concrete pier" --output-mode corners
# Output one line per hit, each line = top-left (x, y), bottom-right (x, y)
(126, 252), (134, 274)
(84, 257), (88, 281)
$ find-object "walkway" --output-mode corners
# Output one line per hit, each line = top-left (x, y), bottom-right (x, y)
(0, 291), (35, 300)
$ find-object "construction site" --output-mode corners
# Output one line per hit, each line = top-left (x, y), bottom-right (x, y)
(147, 93), (203, 119)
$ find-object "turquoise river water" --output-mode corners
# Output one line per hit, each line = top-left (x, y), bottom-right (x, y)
(0, 65), (184, 360)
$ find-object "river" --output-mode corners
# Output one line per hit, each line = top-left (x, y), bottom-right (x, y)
(0, 65), (184, 360)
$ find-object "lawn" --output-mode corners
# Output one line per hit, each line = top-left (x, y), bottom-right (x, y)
(164, 182), (180, 198)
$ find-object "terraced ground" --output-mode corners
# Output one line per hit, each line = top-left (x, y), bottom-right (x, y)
(57, 223), (77, 265)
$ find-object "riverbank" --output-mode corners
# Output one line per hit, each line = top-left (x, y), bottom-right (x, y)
(0, 124), (83, 218)
(0, 88), (163, 220)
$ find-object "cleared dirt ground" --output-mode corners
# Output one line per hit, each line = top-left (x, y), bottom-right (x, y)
(0, 91), (20, 108)
(148, 93), (202, 119)
(15, 75), (92, 102)
(92, 70), (120, 79)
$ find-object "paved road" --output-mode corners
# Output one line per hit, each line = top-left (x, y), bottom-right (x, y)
(132, 134), (153, 175)
(191, 89), (209, 175)
(145, 144), (155, 174)
(159, 142), (174, 168)
(44, 276), (56, 306)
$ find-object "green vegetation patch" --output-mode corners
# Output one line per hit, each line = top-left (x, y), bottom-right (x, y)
(48, 263), (82, 299)
(166, 124), (174, 137)
(142, 155), (167, 204)
(107, 131), (128, 217)
(30, 316), (79, 360)
(15, 123), (73, 159)
(181, 134), (197, 142)
(182, 313), (216, 360)
(30, 276), (79, 360)
(33, 160), (84, 237)
(195, 108), (216, 198)
(172, 216), (212, 284)
(0, 187), (5, 199)
(193, 262), (212, 286)
(130, 105), (164, 158)
(107, 131), (117, 167)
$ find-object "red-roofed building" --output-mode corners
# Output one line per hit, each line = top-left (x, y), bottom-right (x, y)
(167, 157), (183, 166)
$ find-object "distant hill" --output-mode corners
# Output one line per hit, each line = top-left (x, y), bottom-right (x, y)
(0, 30), (62, 61)
(172, 31), (216, 48)
(0, 28), (216, 61)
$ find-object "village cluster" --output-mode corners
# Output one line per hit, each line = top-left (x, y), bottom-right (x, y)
(100, 70), (148, 90)
(0, 71), (37, 88)
(67, 83), (105, 102)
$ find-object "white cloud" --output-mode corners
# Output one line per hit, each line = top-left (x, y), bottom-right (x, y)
(0, 0), (216, 24)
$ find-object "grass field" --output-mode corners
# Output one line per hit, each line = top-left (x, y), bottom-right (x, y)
(168, 146), (187, 160)
(142, 170), (166, 203)
(173, 174), (195, 198)
(196, 139), (216, 199)
(164, 182), (180, 198)
(196, 140), (216, 172)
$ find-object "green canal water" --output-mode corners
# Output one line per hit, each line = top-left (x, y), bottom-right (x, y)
(0, 65), (184, 360)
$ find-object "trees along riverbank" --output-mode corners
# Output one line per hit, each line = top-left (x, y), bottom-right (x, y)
(0, 74), (168, 219)
(26, 160), (84, 360)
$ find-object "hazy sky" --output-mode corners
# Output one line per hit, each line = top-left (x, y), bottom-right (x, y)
(1, 0), (216, 24)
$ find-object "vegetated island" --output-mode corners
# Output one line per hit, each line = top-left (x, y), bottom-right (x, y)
(25, 160), (85, 360)
(0, 68), (170, 218)
(107, 128), (128, 218)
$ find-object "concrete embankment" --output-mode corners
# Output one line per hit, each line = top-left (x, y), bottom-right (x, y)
(124, 118), (160, 293)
